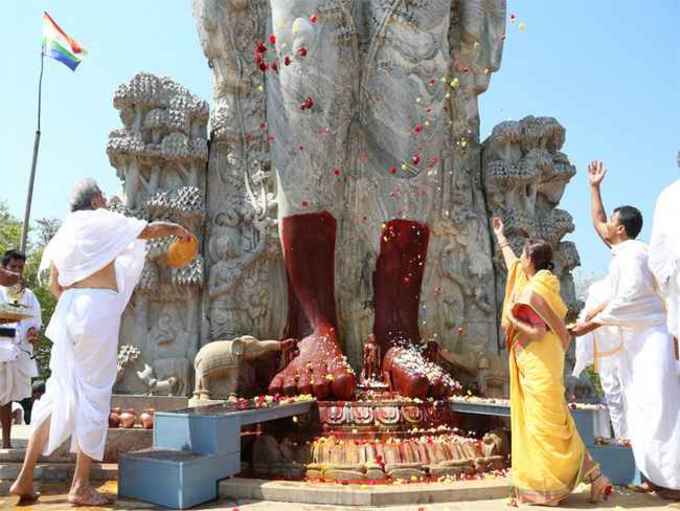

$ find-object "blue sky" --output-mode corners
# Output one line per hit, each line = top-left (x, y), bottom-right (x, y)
(2, 1), (678, 276)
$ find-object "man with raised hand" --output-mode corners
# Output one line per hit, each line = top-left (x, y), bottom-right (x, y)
(571, 161), (680, 499)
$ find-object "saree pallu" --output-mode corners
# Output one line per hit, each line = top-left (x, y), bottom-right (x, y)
(503, 261), (587, 505)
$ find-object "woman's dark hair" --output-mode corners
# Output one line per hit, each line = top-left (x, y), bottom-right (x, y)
(523, 239), (554, 272)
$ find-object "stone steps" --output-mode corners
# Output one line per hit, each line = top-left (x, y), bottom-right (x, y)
(0, 448), (75, 464)
(219, 477), (512, 507)
(0, 462), (117, 484)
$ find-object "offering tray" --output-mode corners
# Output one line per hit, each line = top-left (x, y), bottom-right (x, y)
(0, 301), (33, 321)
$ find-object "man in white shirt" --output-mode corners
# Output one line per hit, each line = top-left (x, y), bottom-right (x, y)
(648, 168), (680, 374)
(571, 161), (680, 499)
(0, 250), (41, 449)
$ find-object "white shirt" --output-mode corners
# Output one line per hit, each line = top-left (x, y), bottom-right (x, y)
(594, 240), (666, 329)
(0, 286), (41, 376)
(649, 179), (680, 288)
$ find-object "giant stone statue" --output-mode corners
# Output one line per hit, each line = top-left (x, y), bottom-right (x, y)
(193, 0), (508, 400)
(110, 1), (581, 400)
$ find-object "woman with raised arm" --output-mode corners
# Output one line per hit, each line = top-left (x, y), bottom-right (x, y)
(491, 217), (612, 506)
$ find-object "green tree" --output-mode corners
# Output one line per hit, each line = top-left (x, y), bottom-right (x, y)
(0, 201), (22, 254)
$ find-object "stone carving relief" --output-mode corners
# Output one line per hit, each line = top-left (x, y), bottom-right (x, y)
(482, 115), (581, 323)
(107, 3), (584, 399)
(107, 72), (209, 395)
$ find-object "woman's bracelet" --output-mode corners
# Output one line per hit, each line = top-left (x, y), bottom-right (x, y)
(498, 241), (510, 249)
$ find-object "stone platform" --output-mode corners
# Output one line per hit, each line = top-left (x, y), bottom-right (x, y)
(219, 477), (511, 507)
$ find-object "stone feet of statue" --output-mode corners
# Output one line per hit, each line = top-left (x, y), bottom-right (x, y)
(382, 344), (461, 400)
(268, 325), (356, 401)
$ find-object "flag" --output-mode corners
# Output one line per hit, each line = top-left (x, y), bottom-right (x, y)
(42, 12), (87, 71)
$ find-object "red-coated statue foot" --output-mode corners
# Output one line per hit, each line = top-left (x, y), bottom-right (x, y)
(382, 343), (460, 400)
(268, 325), (355, 400)
(271, 211), (357, 401)
(374, 220), (460, 399)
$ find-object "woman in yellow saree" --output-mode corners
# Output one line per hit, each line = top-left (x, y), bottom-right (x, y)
(492, 217), (612, 506)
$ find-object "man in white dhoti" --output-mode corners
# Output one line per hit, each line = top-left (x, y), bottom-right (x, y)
(9, 179), (194, 506)
(572, 278), (627, 440)
(571, 161), (680, 499)
(648, 171), (680, 374)
(0, 250), (41, 448)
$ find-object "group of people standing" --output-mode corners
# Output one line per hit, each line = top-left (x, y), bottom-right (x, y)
(496, 160), (680, 505)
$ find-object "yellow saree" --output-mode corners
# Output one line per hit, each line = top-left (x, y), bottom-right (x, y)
(503, 261), (586, 505)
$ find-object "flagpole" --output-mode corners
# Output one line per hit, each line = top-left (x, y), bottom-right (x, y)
(20, 43), (46, 253)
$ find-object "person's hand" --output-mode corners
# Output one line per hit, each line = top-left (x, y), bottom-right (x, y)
(174, 225), (195, 243)
(26, 327), (39, 345)
(568, 322), (589, 337)
(587, 160), (607, 187)
(491, 216), (505, 238)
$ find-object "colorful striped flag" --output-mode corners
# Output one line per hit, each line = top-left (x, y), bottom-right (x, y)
(42, 12), (87, 71)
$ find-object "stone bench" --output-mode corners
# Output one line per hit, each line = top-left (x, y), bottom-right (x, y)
(118, 400), (315, 509)
(449, 399), (639, 486)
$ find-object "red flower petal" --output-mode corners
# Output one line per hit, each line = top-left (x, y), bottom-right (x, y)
(269, 34), (277, 45)
(388, 166), (397, 174)
(309, 14), (318, 23)
(297, 47), (308, 57)
(284, 55), (292, 66)
(412, 154), (421, 165)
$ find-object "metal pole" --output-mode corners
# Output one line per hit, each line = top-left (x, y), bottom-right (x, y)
(20, 45), (46, 253)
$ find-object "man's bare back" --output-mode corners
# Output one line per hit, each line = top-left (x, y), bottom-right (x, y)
(70, 262), (118, 291)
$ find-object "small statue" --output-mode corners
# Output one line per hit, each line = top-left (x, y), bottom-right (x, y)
(360, 334), (381, 385)
(193, 336), (297, 401)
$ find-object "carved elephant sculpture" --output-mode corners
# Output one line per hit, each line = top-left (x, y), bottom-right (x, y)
(193, 335), (297, 400)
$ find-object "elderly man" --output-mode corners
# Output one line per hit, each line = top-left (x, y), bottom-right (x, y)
(10, 179), (195, 506)
(571, 162), (680, 499)
(0, 250), (41, 448)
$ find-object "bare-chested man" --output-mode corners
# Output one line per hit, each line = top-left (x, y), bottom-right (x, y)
(10, 179), (194, 506)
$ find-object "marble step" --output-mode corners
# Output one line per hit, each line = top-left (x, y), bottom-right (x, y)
(0, 448), (75, 464)
(0, 462), (117, 483)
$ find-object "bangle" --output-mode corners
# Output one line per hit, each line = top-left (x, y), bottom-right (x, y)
(498, 241), (510, 249)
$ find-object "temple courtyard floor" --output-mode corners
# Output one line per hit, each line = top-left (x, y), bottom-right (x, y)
(2, 428), (678, 510)
(1, 480), (678, 510)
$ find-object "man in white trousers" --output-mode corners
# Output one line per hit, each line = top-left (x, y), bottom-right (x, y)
(571, 161), (680, 500)
(9, 179), (194, 506)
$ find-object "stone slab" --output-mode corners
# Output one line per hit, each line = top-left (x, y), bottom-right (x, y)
(218, 478), (512, 507)
(111, 394), (189, 412)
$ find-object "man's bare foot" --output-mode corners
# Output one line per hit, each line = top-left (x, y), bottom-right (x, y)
(68, 485), (113, 506)
(629, 481), (653, 493)
(9, 480), (39, 503)
(269, 326), (356, 400)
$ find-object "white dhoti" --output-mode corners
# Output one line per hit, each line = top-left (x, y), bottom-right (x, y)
(618, 324), (680, 489)
(594, 239), (680, 490)
(33, 209), (146, 461)
(574, 278), (627, 439)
